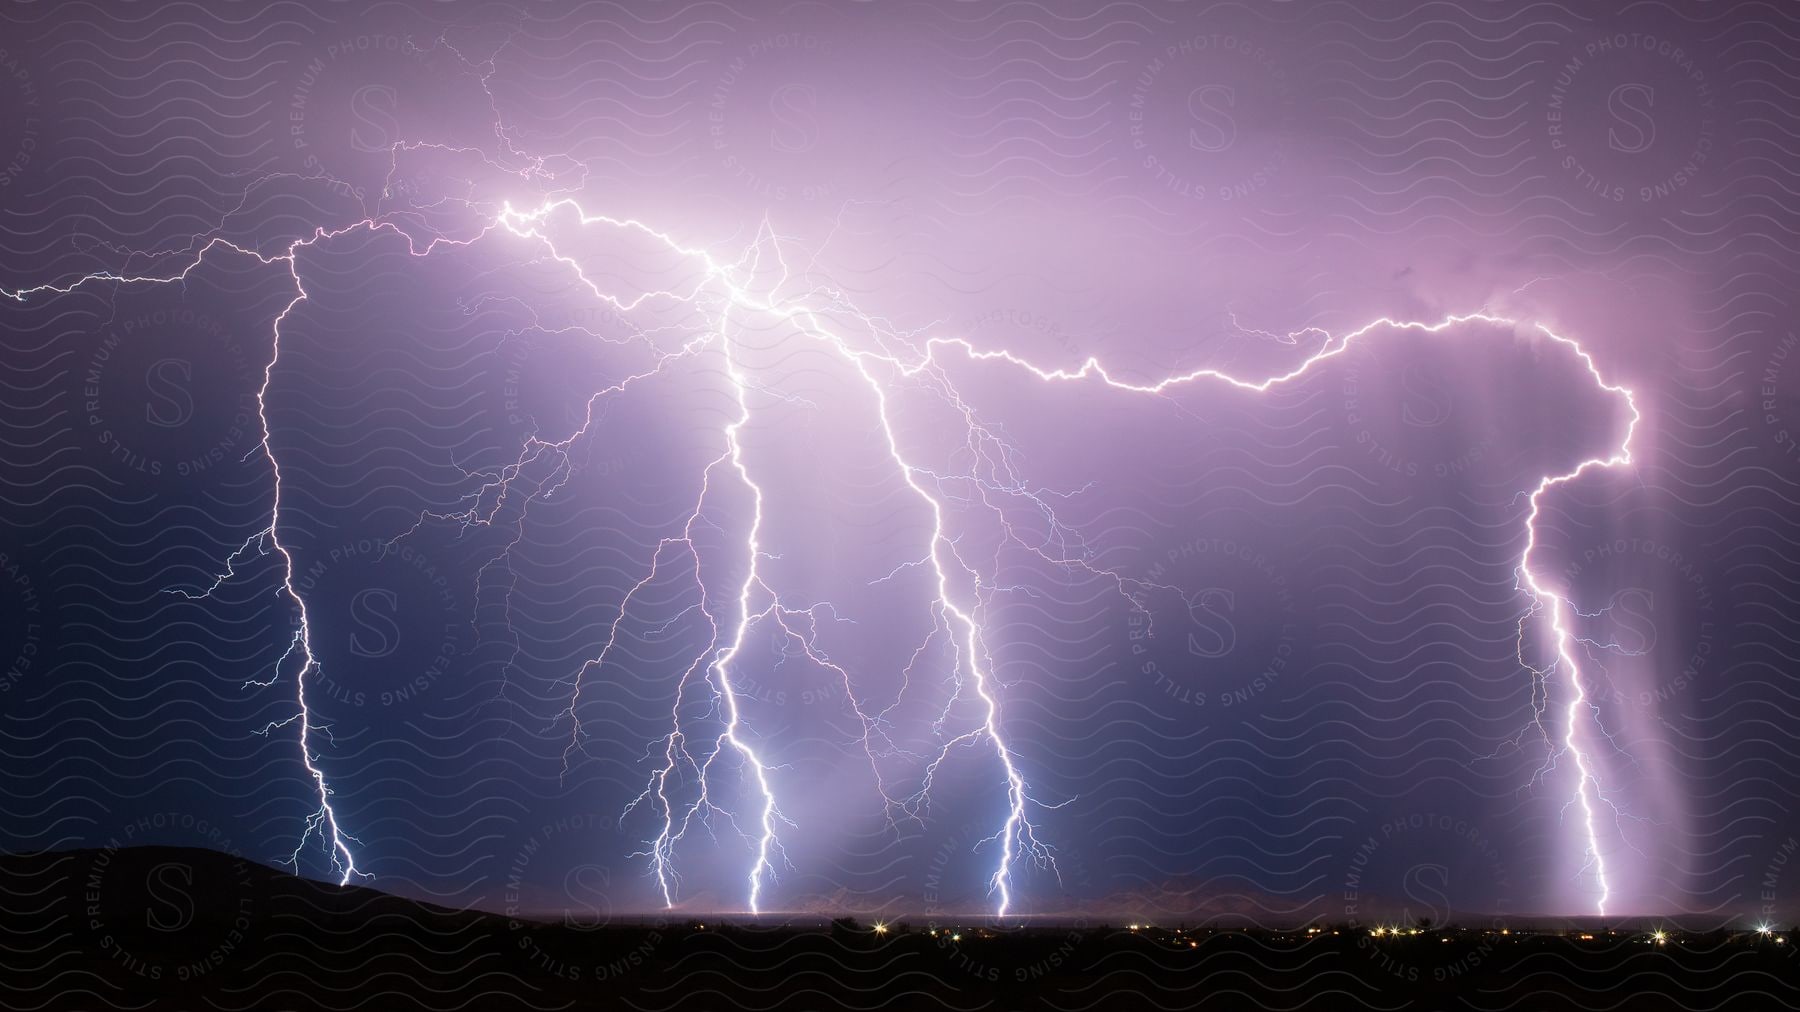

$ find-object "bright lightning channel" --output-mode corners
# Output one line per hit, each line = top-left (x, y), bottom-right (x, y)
(3, 221), (502, 886)
(908, 313), (1635, 917)
(4, 202), (1635, 919)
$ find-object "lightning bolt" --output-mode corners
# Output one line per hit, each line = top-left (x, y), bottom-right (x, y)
(4, 198), (1636, 917)
(903, 313), (1636, 917)
(485, 201), (1061, 914)
(4, 220), (501, 885)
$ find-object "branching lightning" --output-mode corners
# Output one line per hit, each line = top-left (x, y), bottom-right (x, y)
(2, 87), (1640, 915)
(905, 313), (1636, 916)
(5, 221), (501, 885)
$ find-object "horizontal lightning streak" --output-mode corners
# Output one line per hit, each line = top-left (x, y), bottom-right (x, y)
(6, 193), (1635, 918)
(905, 312), (1636, 917)
(5, 217), (502, 885)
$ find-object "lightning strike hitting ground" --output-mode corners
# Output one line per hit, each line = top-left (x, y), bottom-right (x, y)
(906, 313), (1637, 917)
(4, 199), (1636, 918)
(3, 221), (502, 886)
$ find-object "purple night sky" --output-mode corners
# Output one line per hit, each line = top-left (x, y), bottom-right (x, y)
(0, 0), (1795, 936)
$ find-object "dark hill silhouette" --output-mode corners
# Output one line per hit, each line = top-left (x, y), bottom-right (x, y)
(1, 847), (1793, 1010)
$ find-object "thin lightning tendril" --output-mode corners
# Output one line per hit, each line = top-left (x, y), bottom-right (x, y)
(5, 221), (500, 885)
(4, 199), (1635, 919)
(896, 313), (1636, 917)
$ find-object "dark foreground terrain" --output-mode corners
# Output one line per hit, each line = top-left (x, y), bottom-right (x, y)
(1, 847), (1794, 1010)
